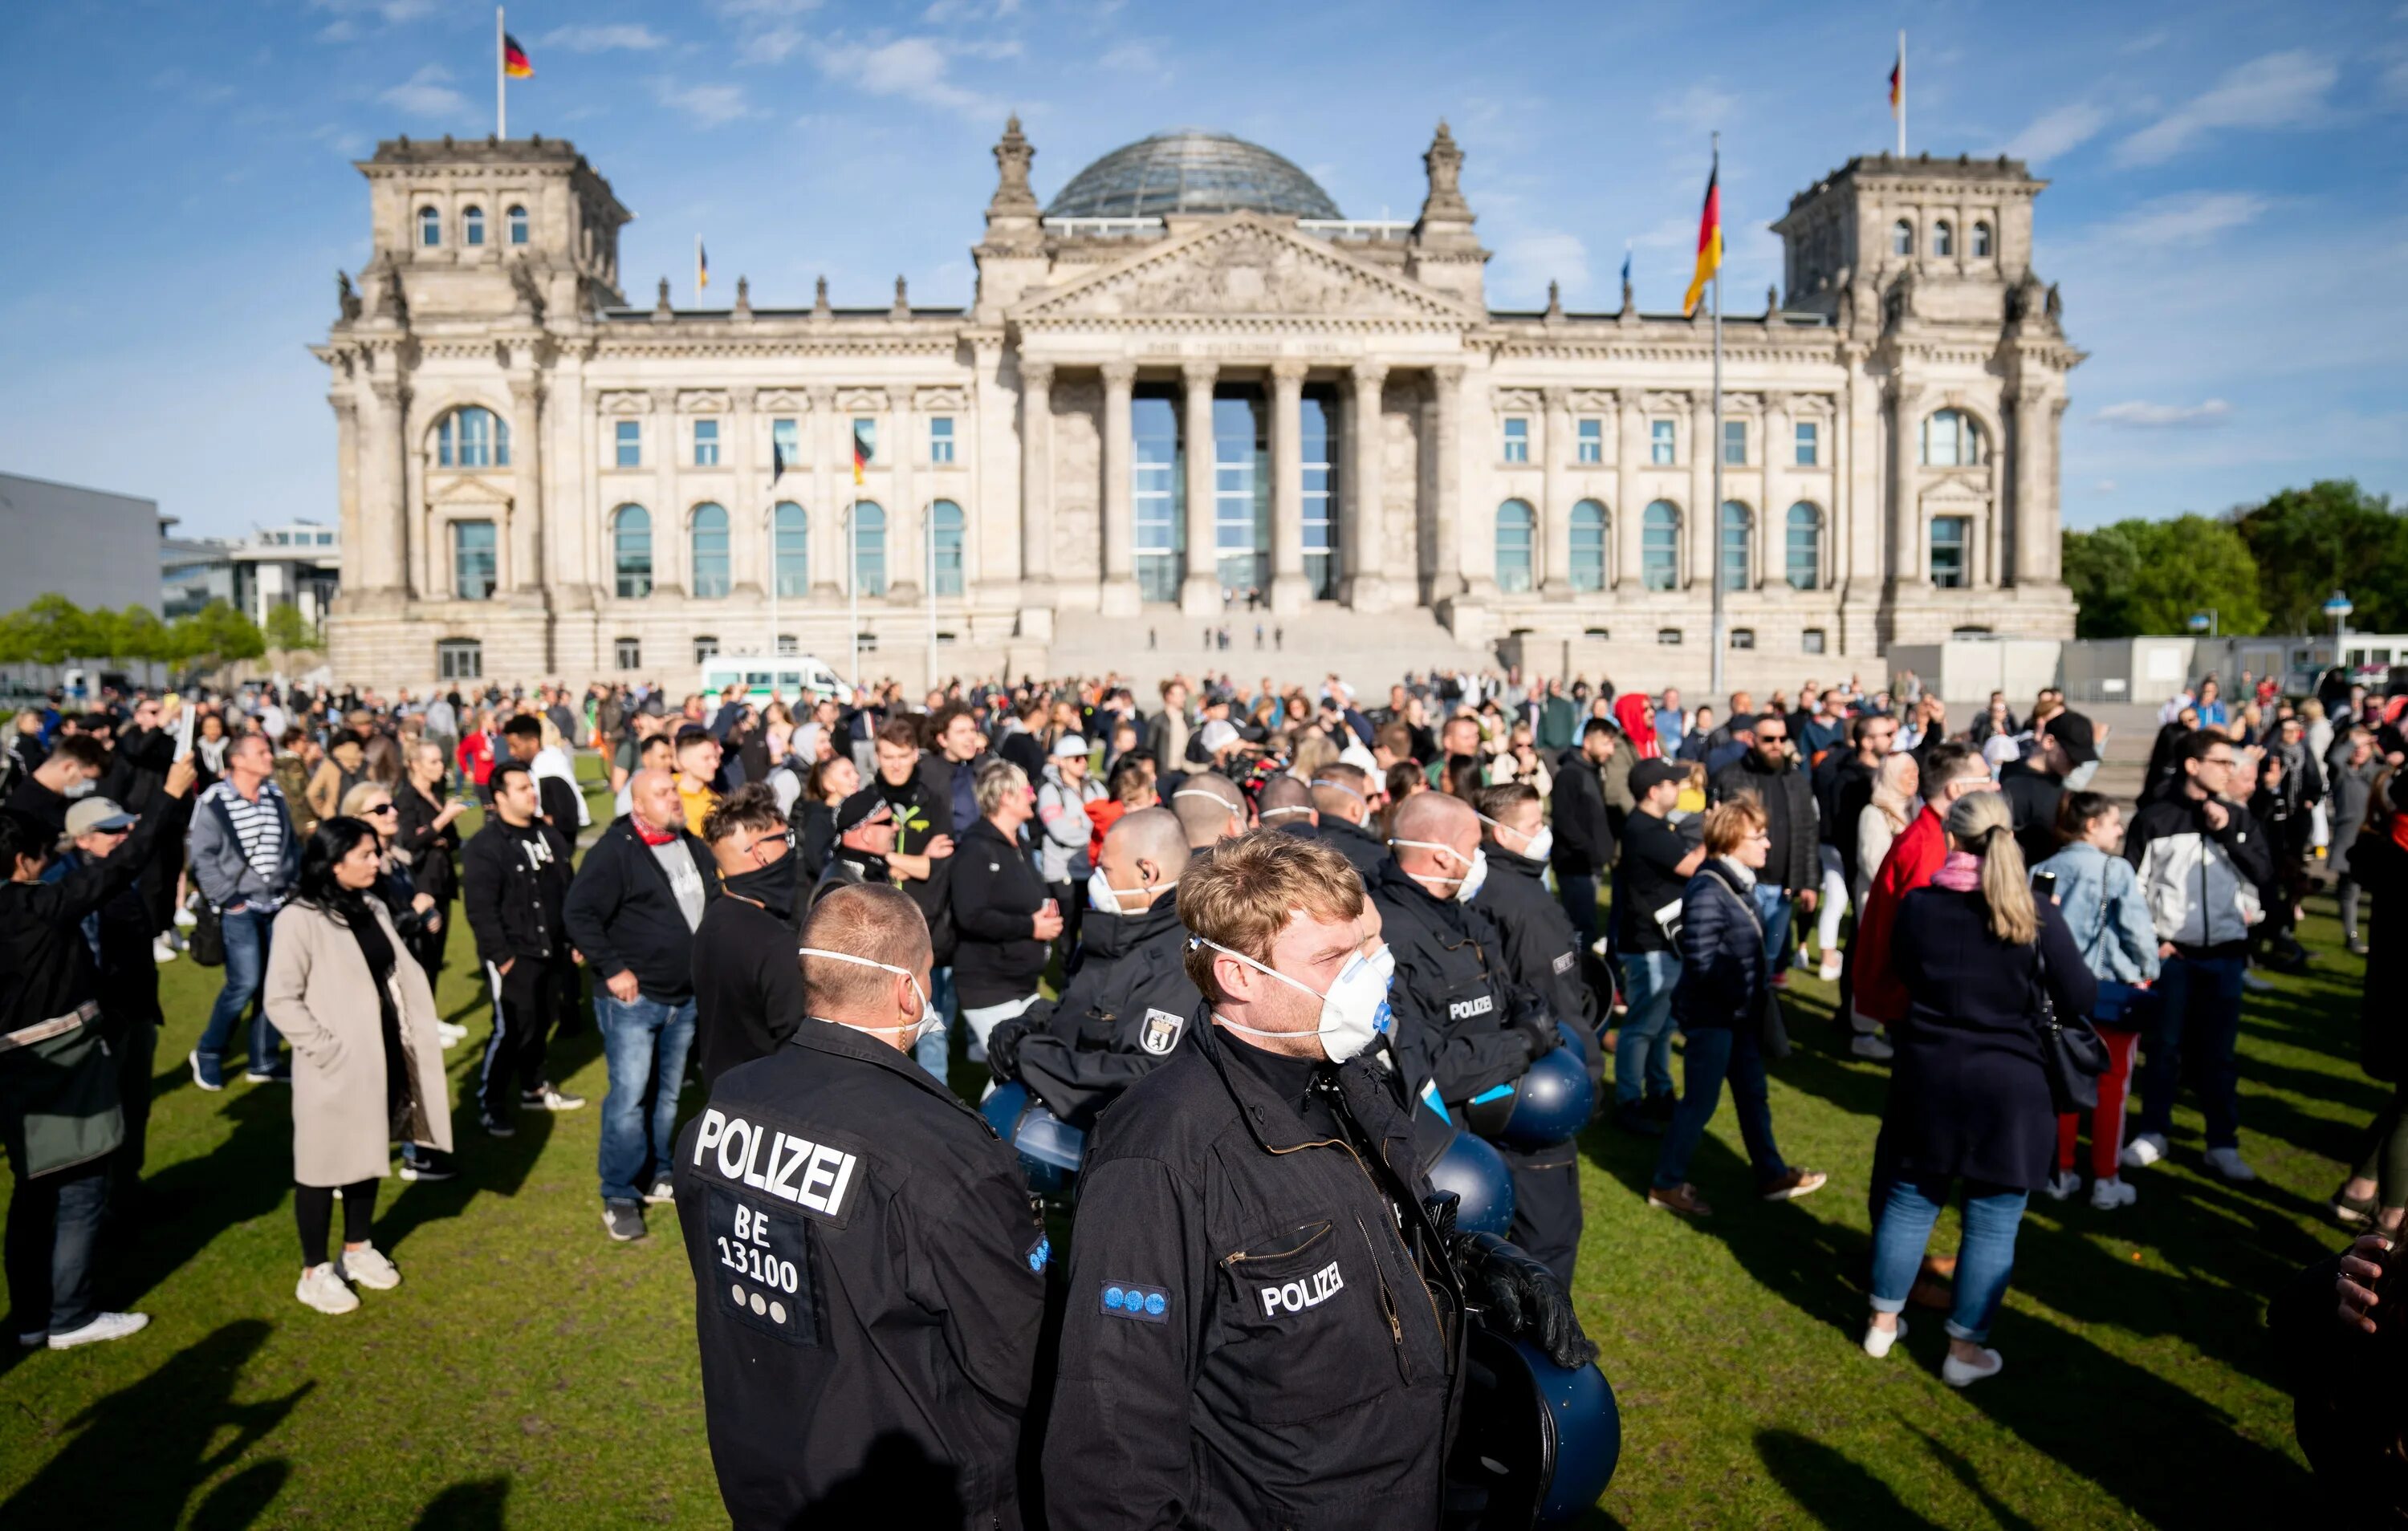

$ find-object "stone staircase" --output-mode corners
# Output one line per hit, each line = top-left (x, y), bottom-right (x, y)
(1046, 606), (1502, 692)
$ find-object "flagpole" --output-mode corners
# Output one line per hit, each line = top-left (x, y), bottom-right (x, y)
(1897, 31), (1906, 157)
(925, 498), (938, 699)
(1709, 132), (1726, 699)
(495, 6), (506, 139)
(767, 501), (779, 679)
(847, 499), (860, 696)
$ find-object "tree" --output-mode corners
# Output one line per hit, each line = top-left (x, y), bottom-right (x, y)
(13, 594), (99, 666)
(168, 600), (265, 671)
(2231, 480), (2408, 634)
(2064, 524), (2143, 637)
(264, 601), (320, 655)
(110, 606), (171, 664)
(2062, 517), (2264, 638)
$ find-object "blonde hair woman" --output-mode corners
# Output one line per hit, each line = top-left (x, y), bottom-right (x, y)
(1853, 753), (1921, 914)
(1862, 790), (2097, 1386)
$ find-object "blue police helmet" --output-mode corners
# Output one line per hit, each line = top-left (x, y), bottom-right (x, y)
(1553, 1020), (1592, 1066)
(980, 1082), (1085, 1196)
(1450, 1326), (1621, 1526)
(1463, 1045), (1597, 1151)
(1426, 1128), (1515, 1237)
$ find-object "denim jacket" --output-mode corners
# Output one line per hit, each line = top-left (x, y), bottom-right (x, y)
(2032, 840), (2160, 985)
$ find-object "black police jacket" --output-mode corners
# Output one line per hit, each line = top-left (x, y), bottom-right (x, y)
(1318, 815), (1389, 880)
(1043, 1018), (1463, 1530)
(1011, 898), (1198, 1130)
(1369, 861), (1534, 1109)
(1474, 845), (1597, 1034)
(673, 1019), (1047, 1531)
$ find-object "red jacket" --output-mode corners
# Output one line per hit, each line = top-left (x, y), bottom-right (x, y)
(457, 729), (494, 787)
(1853, 804), (1949, 1025)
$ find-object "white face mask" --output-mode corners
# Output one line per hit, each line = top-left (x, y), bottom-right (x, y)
(1387, 839), (1488, 903)
(63, 778), (97, 799)
(1086, 864), (1177, 913)
(1194, 936), (1396, 1063)
(796, 947), (945, 1046)
(1308, 779), (1369, 826)
(1474, 812), (1552, 866)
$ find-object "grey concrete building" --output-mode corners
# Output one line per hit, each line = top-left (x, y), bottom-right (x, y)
(1, 473), (165, 617)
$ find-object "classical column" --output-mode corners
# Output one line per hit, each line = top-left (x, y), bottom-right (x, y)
(1178, 360), (1219, 615)
(808, 385), (840, 597)
(1688, 391), (1715, 591)
(365, 373), (410, 595)
(889, 388), (921, 600)
(1889, 380), (1924, 585)
(332, 394), (361, 588)
(1614, 390), (1644, 592)
(508, 375), (545, 595)
(1428, 366), (1466, 600)
(1344, 363), (1390, 611)
(1267, 360), (1310, 614)
(729, 384), (759, 596)
(2009, 383), (2051, 585)
(1019, 361), (1056, 607)
(1540, 386), (1572, 598)
(1098, 361), (1141, 616)
(652, 388), (685, 596)
(1762, 392), (1790, 591)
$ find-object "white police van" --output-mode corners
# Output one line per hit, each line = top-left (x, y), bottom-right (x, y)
(698, 654), (853, 707)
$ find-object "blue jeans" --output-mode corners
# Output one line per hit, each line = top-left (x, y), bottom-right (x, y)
(1615, 950), (1681, 1105)
(1653, 1024), (1788, 1189)
(1751, 883), (1796, 975)
(2136, 953), (2244, 1148)
(1870, 1176), (2029, 1342)
(916, 966), (957, 1080)
(595, 993), (697, 1204)
(4, 1164), (108, 1336)
(197, 908), (281, 1072)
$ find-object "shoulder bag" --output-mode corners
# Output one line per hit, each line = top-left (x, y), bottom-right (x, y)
(2034, 942), (2108, 1115)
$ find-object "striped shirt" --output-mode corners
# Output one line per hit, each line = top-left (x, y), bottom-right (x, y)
(204, 780), (291, 908)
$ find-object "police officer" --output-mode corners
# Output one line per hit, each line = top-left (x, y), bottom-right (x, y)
(1375, 791), (1580, 1285)
(1472, 780), (1598, 1285)
(1308, 761), (1388, 879)
(675, 883), (1047, 1529)
(810, 789), (894, 906)
(1252, 774), (1320, 841)
(1044, 830), (1592, 1530)
(986, 807), (1194, 1128)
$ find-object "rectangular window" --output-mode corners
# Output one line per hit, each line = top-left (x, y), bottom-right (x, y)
(1731, 627), (1756, 649)
(1650, 420), (1676, 465)
(1656, 628), (1682, 646)
(771, 417), (799, 469)
(1794, 420), (1820, 467)
(614, 637), (641, 670)
(1576, 418), (1603, 465)
(436, 638), (482, 680)
(1301, 393), (1336, 601)
(929, 416), (955, 465)
(1502, 417), (1530, 464)
(775, 634), (798, 657)
(452, 521), (497, 601)
(1722, 420), (1747, 466)
(1802, 628), (1828, 655)
(852, 417), (877, 465)
(694, 419), (720, 467)
(693, 636), (719, 665)
(615, 420), (641, 468)
(1931, 516), (1971, 588)
(1133, 393), (1181, 604)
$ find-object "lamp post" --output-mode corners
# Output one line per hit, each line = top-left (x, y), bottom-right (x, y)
(2325, 591), (2353, 668)
(2186, 610), (2218, 638)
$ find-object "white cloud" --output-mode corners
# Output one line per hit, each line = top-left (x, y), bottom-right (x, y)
(651, 79), (759, 127)
(1493, 231), (1589, 306)
(2095, 479), (2120, 494)
(740, 26), (809, 64)
(2115, 50), (2337, 166)
(1098, 39), (1166, 79)
(2088, 191), (2268, 247)
(2097, 399), (2233, 428)
(379, 64), (469, 120)
(816, 36), (999, 120)
(309, 0), (434, 39)
(2007, 102), (2109, 164)
(1653, 83), (1735, 136)
(540, 24), (669, 53)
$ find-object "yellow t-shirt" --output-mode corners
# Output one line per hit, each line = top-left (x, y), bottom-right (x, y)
(680, 782), (718, 837)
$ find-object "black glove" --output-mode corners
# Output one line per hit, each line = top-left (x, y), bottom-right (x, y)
(986, 1016), (1031, 1084)
(1506, 991), (1559, 1061)
(1449, 1231), (1597, 1371)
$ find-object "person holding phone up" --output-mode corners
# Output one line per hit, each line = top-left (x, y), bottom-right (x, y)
(948, 759), (1064, 1069)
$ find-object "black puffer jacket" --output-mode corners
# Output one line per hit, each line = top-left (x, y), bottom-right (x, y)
(948, 817), (1050, 1009)
(1670, 859), (1765, 1031)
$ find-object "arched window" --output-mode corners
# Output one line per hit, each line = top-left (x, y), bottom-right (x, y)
(506, 205), (529, 246)
(418, 206), (441, 247)
(929, 500), (965, 596)
(1569, 500), (1607, 592)
(1784, 502), (1822, 591)
(435, 406), (510, 469)
(1971, 221), (1992, 258)
(612, 505), (652, 599)
(1719, 502), (1752, 591)
(773, 502), (807, 598)
(462, 205), (485, 247)
(689, 504), (730, 598)
(1892, 219), (1914, 257)
(1920, 408), (1987, 468)
(852, 502), (888, 596)
(1642, 501), (1680, 591)
(1932, 219), (1953, 258)
(1494, 500), (1535, 593)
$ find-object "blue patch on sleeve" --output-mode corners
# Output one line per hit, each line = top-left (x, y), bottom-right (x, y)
(1101, 1279), (1169, 1323)
(1027, 1235), (1051, 1273)
(1469, 1083), (1517, 1105)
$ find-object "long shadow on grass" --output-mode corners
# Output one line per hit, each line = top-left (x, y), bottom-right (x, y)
(106, 1079), (293, 1310)
(1755, 1428), (1935, 1529)
(412, 1476), (510, 1529)
(0, 1319), (308, 1524)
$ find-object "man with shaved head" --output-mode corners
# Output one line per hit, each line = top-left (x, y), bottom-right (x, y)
(1308, 760), (1387, 878)
(1169, 770), (1248, 851)
(677, 881), (1047, 1529)
(988, 806), (1198, 1127)
(1252, 774), (1318, 840)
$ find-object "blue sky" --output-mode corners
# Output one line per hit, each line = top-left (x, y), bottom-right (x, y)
(2, 0), (2402, 540)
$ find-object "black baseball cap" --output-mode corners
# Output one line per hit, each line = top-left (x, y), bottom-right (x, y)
(834, 787), (894, 835)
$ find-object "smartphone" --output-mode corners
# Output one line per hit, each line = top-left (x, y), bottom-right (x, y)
(2032, 871), (2059, 904)
(174, 705), (196, 761)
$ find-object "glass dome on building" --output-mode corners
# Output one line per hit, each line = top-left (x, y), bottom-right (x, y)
(1045, 130), (1342, 221)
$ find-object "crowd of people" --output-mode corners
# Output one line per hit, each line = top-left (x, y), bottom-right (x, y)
(5, 655), (2406, 1518)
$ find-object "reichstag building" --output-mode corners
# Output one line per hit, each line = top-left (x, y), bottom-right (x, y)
(316, 119), (2081, 689)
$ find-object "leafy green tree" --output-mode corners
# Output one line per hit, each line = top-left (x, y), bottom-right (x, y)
(2232, 480), (2408, 634)
(263, 601), (320, 655)
(13, 594), (98, 666)
(2064, 524), (2143, 637)
(110, 606), (171, 664)
(2063, 518), (2264, 638)
(169, 600), (265, 670)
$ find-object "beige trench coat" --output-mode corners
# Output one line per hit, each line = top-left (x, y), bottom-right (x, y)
(263, 900), (454, 1186)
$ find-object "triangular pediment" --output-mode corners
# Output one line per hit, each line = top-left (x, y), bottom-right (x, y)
(428, 472), (515, 506)
(1015, 213), (1477, 327)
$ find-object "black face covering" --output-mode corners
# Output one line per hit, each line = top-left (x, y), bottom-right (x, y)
(722, 857), (798, 921)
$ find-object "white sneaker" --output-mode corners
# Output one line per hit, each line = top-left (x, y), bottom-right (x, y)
(521, 1084), (586, 1111)
(152, 939), (178, 965)
(47, 1311), (149, 1350)
(295, 1263), (360, 1314)
(2040, 1170), (2081, 1202)
(2204, 1147), (2257, 1183)
(1818, 951), (1845, 983)
(2239, 970), (2275, 993)
(2120, 1133), (2167, 1170)
(336, 1242), (401, 1291)
(173, 905), (198, 929)
(1849, 1032), (1896, 1062)
(435, 1021), (467, 1049)
(2091, 1176), (2138, 1209)
(1942, 1347), (2004, 1387)
(1862, 1315), (1907, 1358)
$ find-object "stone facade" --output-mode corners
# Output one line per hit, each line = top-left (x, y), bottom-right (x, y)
(318, 123), (2081, 692)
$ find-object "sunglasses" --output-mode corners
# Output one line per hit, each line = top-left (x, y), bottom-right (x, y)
(364, 802), (398, 816)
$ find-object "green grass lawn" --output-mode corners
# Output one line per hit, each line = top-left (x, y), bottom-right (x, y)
(0, 778), (2361, 1525)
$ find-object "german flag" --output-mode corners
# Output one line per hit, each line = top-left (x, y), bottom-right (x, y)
(502, 33), (533, 79)
(1680, 156), (1722, 317)
(1889, 45), (1902, 116)
(852, 424), (872, 485)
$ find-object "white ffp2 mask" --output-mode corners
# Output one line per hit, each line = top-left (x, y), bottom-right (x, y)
(1194, 937), (1396, 1063)
(797, 947), (946, 1045)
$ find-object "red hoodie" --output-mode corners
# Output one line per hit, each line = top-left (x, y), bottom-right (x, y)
(1851, 804), (1949, 1025)
(1612, 694), (1662, 760)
